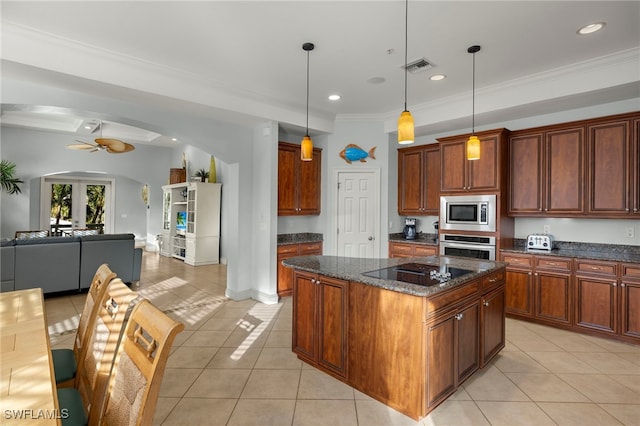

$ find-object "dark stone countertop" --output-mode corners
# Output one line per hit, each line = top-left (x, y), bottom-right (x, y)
(282, 255), (506, 297)
(277, 233), (323, 245)
(501, 239), (640, 264)
(389, 233), (438, 246)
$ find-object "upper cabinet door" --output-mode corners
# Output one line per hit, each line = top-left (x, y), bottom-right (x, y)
(440, 140), (467, 192)
(278, 144), (298, 215)
(298, 148), (322, 215)
(587, 120), (631, 215)
(398, 144), (439, 215)
(544, 127), (585, 215)
(467, 134), (499, 191)
(509, 132), (544, 215)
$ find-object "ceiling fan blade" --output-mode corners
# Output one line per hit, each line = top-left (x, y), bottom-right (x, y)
(67, 142), (97, 150)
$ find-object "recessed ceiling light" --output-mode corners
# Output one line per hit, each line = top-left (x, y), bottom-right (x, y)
(328, 94), (341, 101)
(84, 125), (92, 130)
(430, 74), (446, 81)
(171, 137), (178, 142)
(577, 22), (605, 35)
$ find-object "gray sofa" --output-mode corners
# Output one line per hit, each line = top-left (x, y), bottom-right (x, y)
(1, 233), (142, 294)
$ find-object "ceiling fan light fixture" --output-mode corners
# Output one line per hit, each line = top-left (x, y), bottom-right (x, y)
(301, 42), (315, 162)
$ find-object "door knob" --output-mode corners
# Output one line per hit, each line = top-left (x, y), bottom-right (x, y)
(368, 236), (374, 241)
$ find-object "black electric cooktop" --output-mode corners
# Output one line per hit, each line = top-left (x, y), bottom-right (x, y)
(362, 263), (474, 286)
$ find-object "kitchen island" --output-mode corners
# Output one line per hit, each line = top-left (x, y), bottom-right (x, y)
(283, 255), (507, 420)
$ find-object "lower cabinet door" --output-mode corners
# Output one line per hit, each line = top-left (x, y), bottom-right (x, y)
(317, 276), (348, 377)
(481, 288), (505, 366)
(621, 279), (640, 340)
(574, 276), (617, 334)
(293, 271), (318, 361)
(505, 269), (533, 316)
(535, 271), (571, 324)
(456, 302), (480, 383)
(425, 315), (456, 409)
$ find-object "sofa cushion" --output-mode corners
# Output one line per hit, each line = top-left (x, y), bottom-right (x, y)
(15, 237), (81, 293)
(79, 234), (135, 289)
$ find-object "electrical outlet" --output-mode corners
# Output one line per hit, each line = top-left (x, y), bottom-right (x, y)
(543, 225), (550, 234)
(626, 227), (635, 238)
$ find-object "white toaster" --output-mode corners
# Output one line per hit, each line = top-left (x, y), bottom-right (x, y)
(526, 234), (554, 251)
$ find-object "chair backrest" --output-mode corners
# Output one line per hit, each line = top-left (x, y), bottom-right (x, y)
(100, 300), (184, 426)
(73, 264), (118, 362)
(74, 278), (138, 425)
(14, 229), (49, 239)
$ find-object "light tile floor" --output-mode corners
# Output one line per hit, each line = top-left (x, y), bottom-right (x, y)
(46, 252), (640, 425)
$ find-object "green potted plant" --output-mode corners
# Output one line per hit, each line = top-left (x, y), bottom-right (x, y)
(194, 168), (209, 182)
(0, 160), (23, 194)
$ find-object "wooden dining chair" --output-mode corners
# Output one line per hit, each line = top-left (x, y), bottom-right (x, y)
(53, 264), (117, 387)
(57, 278), (139, 426)
(14, 229), (49, 239)
(99, 299), (184, 426)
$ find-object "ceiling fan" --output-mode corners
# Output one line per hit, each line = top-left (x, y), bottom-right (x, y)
(66, 120), (135, 153)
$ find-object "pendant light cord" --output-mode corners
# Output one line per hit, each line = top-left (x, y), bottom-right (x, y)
(306, 49), (310, 135)
(403, 0), (408, 111)
(471, 51), (475, 133)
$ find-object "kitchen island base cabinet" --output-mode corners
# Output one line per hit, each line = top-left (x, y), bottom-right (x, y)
(292, 267), (506, 420)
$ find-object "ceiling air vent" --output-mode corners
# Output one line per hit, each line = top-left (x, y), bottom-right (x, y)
(402, 58), (434, 74)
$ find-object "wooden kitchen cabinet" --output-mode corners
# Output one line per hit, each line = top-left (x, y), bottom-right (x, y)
(621, 263), (640, 340)
(388, 241), (437, 258)
(501, 253), (535, 316)
(501, 253), (572, 326)
(292, 271), (348, 378)
(507, 125), (585, 215)
(481, 287), (505, 366)
(277, 242), (322, 297)
(509, 132), (544, 214)
(587, 119), (632, 215)
(425, 299), (479, 409)
(398, 144), (440, 215)
(534, 256), (573, 325)
(509, 112), (640, 218)
(574, 259), (618, 335)
(278, 142), (322, 215)
(438, 128), (508, 193)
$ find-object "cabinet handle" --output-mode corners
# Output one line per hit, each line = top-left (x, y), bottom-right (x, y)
(455, 313), (463, 321)
(311, 278), (316, 284)
(528, 272), (532, 276)
(534, 273), (538, 276)
(483, 301), (490, 307)
(621, 283), (626, 287)
(547, 262), (559, 266)
(590, 266), (602, 270)
(612, 282), (617, 287)
(488, 277), (498, 283)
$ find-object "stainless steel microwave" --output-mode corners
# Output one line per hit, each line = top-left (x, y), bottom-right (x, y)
(439, 194), (496, 232)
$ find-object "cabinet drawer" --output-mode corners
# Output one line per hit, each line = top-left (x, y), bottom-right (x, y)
(502, 253), (533, 268)
(535, 256), (572, 271)
(575, 260), (617, 276)
(482, 270), (504, 290)
(621, 263), (640, 279)
(414, 245), (437, 256)
(426, 279), (480, 317)
(277, 244), (299, 255)
(390, 243), (413, 255)
(299, 242), (323, 255)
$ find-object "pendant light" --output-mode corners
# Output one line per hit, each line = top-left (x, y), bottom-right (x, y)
(466, 45), (481, 160)
(397, 0), (414, 145)
(301, 42), (315, 161)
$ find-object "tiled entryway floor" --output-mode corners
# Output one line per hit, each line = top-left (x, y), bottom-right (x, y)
(46, 252), (640, 425)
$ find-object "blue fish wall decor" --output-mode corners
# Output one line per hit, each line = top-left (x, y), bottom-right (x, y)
(339, 144), (376, 164)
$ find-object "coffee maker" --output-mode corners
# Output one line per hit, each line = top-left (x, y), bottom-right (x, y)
(403, 218), (417, 240)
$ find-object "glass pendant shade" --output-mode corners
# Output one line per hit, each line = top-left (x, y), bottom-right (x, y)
(301, 135), (313, 161)
(397, 110), (414, 144)
(466, 135), (481, 160)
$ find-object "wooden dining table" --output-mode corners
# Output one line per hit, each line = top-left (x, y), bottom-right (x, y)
(1, 288), (62, 425)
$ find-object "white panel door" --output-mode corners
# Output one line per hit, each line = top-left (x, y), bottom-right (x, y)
(337, 171), (379, 258)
